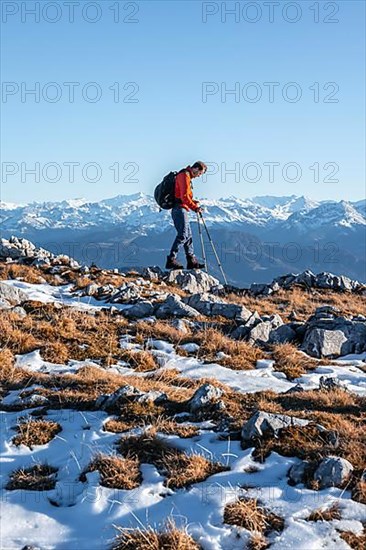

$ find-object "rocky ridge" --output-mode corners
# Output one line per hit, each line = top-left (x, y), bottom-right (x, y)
(1, 236), (366, 359)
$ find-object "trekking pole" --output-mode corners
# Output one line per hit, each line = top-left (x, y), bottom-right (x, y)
(199, 212), (228, 285)
(196, 212), (208, 272)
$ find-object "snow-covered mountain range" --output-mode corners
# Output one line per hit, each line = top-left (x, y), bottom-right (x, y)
(1, 193), (365, 233)
(1, 194), (365, 285)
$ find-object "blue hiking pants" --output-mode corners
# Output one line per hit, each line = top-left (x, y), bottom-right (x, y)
(169, 206), (195, 259)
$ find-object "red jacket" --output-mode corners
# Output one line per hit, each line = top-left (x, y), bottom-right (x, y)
(175, 167), (199, 211)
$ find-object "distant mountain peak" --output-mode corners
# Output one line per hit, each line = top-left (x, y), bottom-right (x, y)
(1, 193), (365, 234)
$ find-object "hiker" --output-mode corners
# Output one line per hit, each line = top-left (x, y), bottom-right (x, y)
(165, 161), (207, 270)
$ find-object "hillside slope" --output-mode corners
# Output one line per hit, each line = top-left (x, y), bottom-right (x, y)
(0, 239), (365, 549)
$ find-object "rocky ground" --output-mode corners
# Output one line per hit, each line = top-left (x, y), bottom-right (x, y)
(0, 236), (365, 550)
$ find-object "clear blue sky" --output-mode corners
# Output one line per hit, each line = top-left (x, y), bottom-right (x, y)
(1, 0), (365, 204)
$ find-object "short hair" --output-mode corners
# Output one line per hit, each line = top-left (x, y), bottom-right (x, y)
(192, 161), (207, 173)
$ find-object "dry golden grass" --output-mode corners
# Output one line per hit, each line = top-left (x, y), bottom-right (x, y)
(81, 453), (141, 489)
(151, 417), (199, 438)
(194, 327), (265, 370)
(250, 418), (364, 478)
(223, 497), (284, 535)
(112, 520), (201, 550)
(6, 464), (57, 491)
(248, 532), (269, 550)
(0, 263), (56, 285)
(33, 367), (193, 411)
(13, 419), (61, 448)
(352, 480), (366, 504)
(271, 343), (320, 380)
(136, 320), (192, 344)
(70, 270), (132, 292)
(145, 368), (198, 390)
(120, 349), (159, 372)
(306, 502), (341, 522)
(104, 407), (198, 439)
(70, 275), (94, 290)
(1, 261), (365, 503)
(339, 526), (366, 550)
(0, 312), (40, 355)
(0, 348), (27, 386)
(229, 287), (366, 322)
(118, 430), (227, 489)
(137, 322), (264, 370)
(104, 418), (132, 433)
(163, 451), (226, 489)
(121, 374), (194, 403)
(214, 385), (366, 486)
(0, 306), (137, 368)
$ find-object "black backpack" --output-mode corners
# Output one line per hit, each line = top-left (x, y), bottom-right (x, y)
(154, 169), (186, 210)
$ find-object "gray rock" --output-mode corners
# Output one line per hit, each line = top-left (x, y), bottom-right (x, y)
(315, 272), (360, 292)
(123, 301), (155, 319)
(83, 283), (99, 296)
(248, 321), (273, 345)
(96, 284), (116, 299)
(273, 273), (297, 288)
(170, 319), (190, 334)
(245, 311), (262, 327)
(290, 322), (307, 340)
(288, 460), (311, 485)
(314, 456), (353, 488)
(312, 305), (340, 320)
(0, 298), (11, 310)
(142, 266), (165, 281)
(250, 282), (280, 296)
(269, 324), (297, 344)
(96, 385), (144, 410)
(109, 282), (141, 303)
(11, 306), (27, 318)
(155, 294), (200, 319)
(0, 243), (22, 260)
(0, 282), (29, 306)
(319, 376), (347, 392)
(186, 293), (252, 321)
(136, 390), (167, 404)
(284, 383), (305, 394)
(187, 383), (224, 414)
(261, 313), (284, 328)
(231, 311), (262, 340)
(4, 236), (92, 276)
(241, 411), (309, 442)
(302, 328), (347, 358)
(270, 270), (363, 293)
(231, 325), (250, 340)
(52, 254), (79, 268)
(294, 270), (316, 287)
(31, 257), (51, 267)
(301, 313), (366, 357)
(185, 293), (216, 316)
(211, 301), (252, 322)
(249, 283), (270, 296)
(166, 270), (221, 294)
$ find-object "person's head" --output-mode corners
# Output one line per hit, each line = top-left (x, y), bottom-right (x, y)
(190, 161), (207, 178)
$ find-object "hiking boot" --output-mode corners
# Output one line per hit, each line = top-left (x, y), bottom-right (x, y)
(186, 256), (205, 269)
(165, 255), (183, 270)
